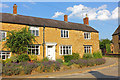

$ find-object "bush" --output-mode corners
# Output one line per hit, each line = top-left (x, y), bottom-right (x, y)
(10, 54), (19, 63)
(64, 53), (80, 62)
(4, 58), (12, 63)
(93, 51), (103, 58)
(64, 55), (73, 62)
(2, 62), (21, 76)
(56, 59), (63, 63)
(72, 53), (80, 60)
(36, 61), (61, 73)
(41, 57), (49, 62)
(18, 54), (30, 62)
(83, 53), (93, 59)
(68, 58), (106, 68)
(28, 54), (37, 61)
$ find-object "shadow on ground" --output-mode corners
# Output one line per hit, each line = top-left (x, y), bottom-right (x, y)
(88, 71), (119, 80)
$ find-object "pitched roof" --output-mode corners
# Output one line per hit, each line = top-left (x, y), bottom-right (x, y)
(0, 13), (98, 33)
(112, 25), (120, 36)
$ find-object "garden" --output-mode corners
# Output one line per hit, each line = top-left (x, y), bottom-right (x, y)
(1, 28), (106, 76)
(2, 51), (106, 76)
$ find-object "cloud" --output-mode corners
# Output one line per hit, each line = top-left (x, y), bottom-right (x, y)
(52, 12), (65, 18)
(30, 2), (36, 4)
(111, 7), (119, 19)
(0, 3), (9, 8)
(22, 4), (30, 9)
(97, 10), (111, 20)
(52, 4), (119, 21)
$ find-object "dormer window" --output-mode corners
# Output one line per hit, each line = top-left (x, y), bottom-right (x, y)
(61, 30), (69, 38)
(84, 32), (91, 39)
(30, 26), (39, 36)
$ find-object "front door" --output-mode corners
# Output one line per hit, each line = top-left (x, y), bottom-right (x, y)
(47, 46), (55, 60)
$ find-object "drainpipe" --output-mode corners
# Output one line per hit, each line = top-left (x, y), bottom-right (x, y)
(43, 24), (45, 59)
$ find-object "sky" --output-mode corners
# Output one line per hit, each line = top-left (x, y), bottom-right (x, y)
(1, 2), (119, 40)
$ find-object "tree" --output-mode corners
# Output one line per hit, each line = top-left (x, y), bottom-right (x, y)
(106, 44), (112, 54)
(99, 39), (112, 54)
(5, 27), (35, 54)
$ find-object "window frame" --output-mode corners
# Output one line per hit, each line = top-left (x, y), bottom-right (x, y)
(84, 32), (91, 40)
(84, 45), (92, 53)
(29, 26), (39, 36)
(59, 45), (72, 55)
(0, 51), (11, 60)
(27, 44), (40, 55)
(61, 30), (69, 38)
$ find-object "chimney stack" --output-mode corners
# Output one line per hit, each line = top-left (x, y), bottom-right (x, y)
(83, 14), (89, 25)
(64, 15), (68, 22)
(13, 4), (17, 15)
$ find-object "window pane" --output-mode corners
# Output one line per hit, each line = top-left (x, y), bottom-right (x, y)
(63, 46), (65, 55)
(2, 32), (5, 40)
(32, 49), (35, 55)
(66, 31), (68, 37)
(36, 49), (39, 55)
(36, 30), (39, 36)
(33, 30), (35, 35)
(32, 45), (35, 48)
(2, 55), (5, 59)
(64, 31), (66, 37)
(36, 45), (39, 48)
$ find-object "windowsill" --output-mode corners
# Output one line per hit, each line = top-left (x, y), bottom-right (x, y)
(61, 37), (69, 39)
(84, 38), (91, 40)
(59, 54), (72, 55)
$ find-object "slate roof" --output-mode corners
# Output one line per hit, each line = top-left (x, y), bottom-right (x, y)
(112, 25), (120, 36)
(0, 13), (98, 33)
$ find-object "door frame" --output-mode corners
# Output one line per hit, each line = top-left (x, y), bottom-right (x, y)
(46, 43), (57, 60)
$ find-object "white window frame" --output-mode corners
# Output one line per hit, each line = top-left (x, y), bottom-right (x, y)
(27, 45), (40, 55)
(29, 26), (39, 36)
(59, 45), (72, 55)
(0, 51), (11, 60)
(61, 30), (69, 38)
(84, 45), (92, 53)
(0, 31), (7, 41)
(84, 32), (91, 40)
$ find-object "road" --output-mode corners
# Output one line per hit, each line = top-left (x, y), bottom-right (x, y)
(52, 64), (118, 78)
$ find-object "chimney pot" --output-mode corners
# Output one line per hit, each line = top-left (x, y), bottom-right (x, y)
(64, 15), (68, 22)
(83, 14), (89, 25)
(13, 4), (17, 15)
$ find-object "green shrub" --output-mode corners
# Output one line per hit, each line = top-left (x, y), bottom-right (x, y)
(4, 58), (12, 63)
(62, 62), (69, 66)
(10, 55), (19, 63)
(13, 68), (21, 75)
(2, 66), (13, 76)
(93, 51), (103, 58)
(72, 53), (80, 60)
(56, 59), (63, 63)
(41, 57), (49, 62)
(106, 44), (111, 54)
(28, 54), (37, 61)
(64, 53), (80, 62)
(83, 53), (93, 59)
(18, 54), (30, 62)
(64, 55), (73, 62)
